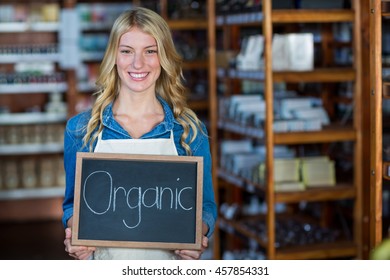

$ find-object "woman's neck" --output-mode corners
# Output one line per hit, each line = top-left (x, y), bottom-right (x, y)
(112, 92), (164, 139)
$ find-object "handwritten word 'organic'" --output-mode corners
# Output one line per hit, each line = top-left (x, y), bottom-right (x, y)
(82, 171), (193, 229)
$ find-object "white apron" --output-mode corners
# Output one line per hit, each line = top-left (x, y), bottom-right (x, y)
(93, 130), (179, 260)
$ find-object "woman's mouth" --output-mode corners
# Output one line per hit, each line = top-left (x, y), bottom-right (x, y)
(129, 72), (148, 79)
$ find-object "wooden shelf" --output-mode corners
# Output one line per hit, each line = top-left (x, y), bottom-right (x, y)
(188, 99), (209, 111)
(216, 9), (354, 26)
(218, 168), (355, 203)
(273, 68), (356, 83)
(0, 112), (66, 125)
(219, 217), (267, 248)
(275, 184), (355, 203)
(272, 10), (354, 23)
(167, 20), (208, 30)
(212, 0), (363, 260)
(220, 217), (357, 260)
(0, 53), (60, 63)
(0, 187), (65, 201)
(275, 241), (357, 260)
(0, 143), (64, 155)
(383, 81), (390, 99)
(0, 82), (67, 94)
(183, 60), (209, 69)
(218, 120), (356, 144)
(0, 22), (59, 33)
(274, 127), (356, 144)
(217, 67), (355, 82)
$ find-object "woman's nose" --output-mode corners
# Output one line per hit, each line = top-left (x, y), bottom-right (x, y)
(132, 53), (144, 69)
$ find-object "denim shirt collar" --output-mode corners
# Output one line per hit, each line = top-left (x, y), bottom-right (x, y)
(101, 96), (176, 139)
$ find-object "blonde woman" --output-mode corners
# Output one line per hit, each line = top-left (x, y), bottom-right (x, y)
(62, 7), (216, 260)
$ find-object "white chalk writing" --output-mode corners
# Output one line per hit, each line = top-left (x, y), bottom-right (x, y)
(82, 171), (193, 229)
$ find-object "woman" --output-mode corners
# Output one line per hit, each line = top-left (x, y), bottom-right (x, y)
(62, 7), (217, 260)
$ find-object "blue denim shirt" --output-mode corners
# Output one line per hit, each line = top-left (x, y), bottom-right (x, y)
(62, 98), (217, 238)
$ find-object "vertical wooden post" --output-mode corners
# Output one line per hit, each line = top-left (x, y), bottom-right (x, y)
(207, 0), (220, 260)
(352, 0), (364, 259)
(263, 0), (276, 260)
(369, 0), (383, 253)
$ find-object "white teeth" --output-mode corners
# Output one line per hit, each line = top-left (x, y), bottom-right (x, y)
(130, 72), (148, 79)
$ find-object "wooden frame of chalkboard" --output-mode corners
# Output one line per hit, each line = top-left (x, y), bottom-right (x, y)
(72, 152), (203, 250)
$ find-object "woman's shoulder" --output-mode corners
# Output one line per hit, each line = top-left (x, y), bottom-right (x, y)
(65, 110), (92, 137)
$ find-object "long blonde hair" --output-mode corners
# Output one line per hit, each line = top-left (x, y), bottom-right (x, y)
(83, 7), (203, 155)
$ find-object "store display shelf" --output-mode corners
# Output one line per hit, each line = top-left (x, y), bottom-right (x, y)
(275, 241), (357, 260)
(0, 143), (64, 155)
(0, 187), (65, 201)
(218, 168), (262, 194)
(218, 120), (264, 138)
(273, 68), (355, 83)
(167, 20), (208, 30)
(183, 60), (208, 69)
(218, 168), (355, 203)
(216, 12), (262, 26)
(383, 81), (390, 99)
(218, 120), (356, 144)
(0, 22), (59, 32)
(216, 9), (353, 26)
(0, 53), (60, 63)
(384, 162), (390, 180)
(274, 127), (356, 144)
(0, 112), (67, 125)
(217, 67), (355, 82)
(80, 51), (104, 62)
(220, 216), (356, 260)
(0, 82), (67, 94)
(271, 9), (354, 23)
(80, 22), (112, 31)
(77, 82), (96, 92)
(275, 184), (355, 203)
(217, 67), (265, 80)
(219, 217), (267, 248)
(188, 99), (209, 111)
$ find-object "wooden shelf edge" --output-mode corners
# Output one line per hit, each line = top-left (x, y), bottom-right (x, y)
(219, 168), (355, 203)
(167, 20), (207, 30)
(218, 120), (356, 143)
(218, 67), (355, 82)
(274, 128), (356, 144)
(275, 241), (357, 260)
(383, 81), (390, 99)
(0, 187), (65, 201)
(188, 99), (209, 110)
(0, 197), (63, 222)
(384, 162), (390, 180)
(220, 217), (356, 259)
(272, 10), (354, 23)
(219, 217), (267, 248)
(273, 68), (356, 83)
(275, 184), (356, 203)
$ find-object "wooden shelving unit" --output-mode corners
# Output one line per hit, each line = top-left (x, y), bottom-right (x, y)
(368, 0), (390, 251)
(0, 0), (67, 221)
(211, 0), (363, 259)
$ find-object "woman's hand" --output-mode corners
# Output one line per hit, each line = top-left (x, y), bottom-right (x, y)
(64, 218), (96, 260)
(174, 235), (208, 260)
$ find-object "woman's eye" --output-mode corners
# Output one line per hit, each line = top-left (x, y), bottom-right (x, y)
(146, 50), (157, 54)
(120, 49), (132, 54)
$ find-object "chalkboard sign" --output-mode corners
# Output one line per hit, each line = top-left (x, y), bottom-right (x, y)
(72, 152), (203, 250)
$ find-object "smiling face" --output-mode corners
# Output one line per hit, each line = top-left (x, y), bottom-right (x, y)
(115, 27), (161, 96)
